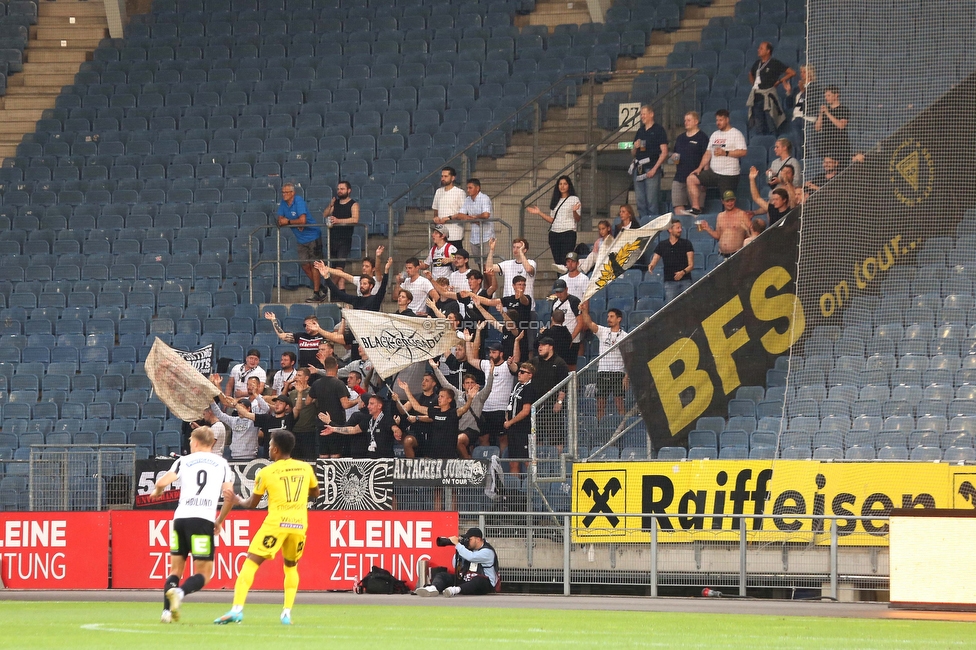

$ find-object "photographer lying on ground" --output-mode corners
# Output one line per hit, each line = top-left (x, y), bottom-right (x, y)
(415, 527), (498, 597)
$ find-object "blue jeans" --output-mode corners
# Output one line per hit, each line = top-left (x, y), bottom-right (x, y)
(633, 171), (661, 220)
(664, 278), (692, 304)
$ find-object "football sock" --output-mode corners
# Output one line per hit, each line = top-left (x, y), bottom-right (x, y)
(163, 575), (180, 610)
(180, 573), (206, 596)
(233, 559), (259, 608)
(283, 565), (300, 610)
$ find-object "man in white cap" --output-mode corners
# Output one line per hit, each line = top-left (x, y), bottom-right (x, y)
(557, 252), (588, 300)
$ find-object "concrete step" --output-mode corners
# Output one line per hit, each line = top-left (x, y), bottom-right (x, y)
(34, 25), (107, 40)
(0, 121), (41, 134)
(14, 72), (77, 87)
(3, 96), (56, 110)
(38, 2), (106, 17)
(26, 49), (90, 63)
(0, 108), (44, 121)
(22, 61), (80, 74)
(6, 86), (61, 98)
(32, 37), (104, 49)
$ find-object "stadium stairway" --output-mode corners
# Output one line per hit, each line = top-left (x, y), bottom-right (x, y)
(393, 0), (739, 301)
(0, 0), (109, 160)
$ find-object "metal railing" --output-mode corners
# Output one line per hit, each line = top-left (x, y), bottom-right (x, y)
(518, 69), (700, 257)
(423, 218), (514, 271)
(384, 71), (588, 257)
(247, 220), (371, 304)
(455, 511), (890, 598)
(27, 444), (137, 512)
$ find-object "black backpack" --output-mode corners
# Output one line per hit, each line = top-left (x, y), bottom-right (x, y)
(355, 566), (411, 595)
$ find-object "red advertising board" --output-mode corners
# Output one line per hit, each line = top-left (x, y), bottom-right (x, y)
(110, 510), (458, 590)
(0, 513), (109, 589)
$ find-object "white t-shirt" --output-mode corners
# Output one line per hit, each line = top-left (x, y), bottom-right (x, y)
(401, 275), (434, 314)
(707, 127), (747, 176)
(229, 363), (267, 397)
(480, 359), (516, 412)
(449, 268), (472, 295)
(170, 452), (233, 522)
(210, 422), (227, 457)
(497, 258), (536, 307)
(271, 368), (296, 395)
(249, 394), (269, 415)
(596, 325), (628, 372)
(550, 195), (581, 233)
(344, 386), (361, 420)
(432, 186), (466, 241)
(559, 271), (589, 300)
(353, 274), (381, 296)
(425, 242), (457, 280)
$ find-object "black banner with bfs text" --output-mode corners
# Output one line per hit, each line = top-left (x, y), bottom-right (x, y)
(620, 212), (803, 451)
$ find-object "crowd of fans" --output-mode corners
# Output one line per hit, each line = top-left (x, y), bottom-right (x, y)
(195, 40), (844, 469)
(190, 159), (637, 469)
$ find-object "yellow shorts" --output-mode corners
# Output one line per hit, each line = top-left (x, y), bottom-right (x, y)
(247, 521), (307, 562)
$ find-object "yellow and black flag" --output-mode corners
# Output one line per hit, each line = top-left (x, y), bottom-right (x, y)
(582, 214), (672, 302)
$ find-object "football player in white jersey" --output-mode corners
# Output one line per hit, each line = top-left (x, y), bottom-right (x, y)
(151, 426), (236, 623)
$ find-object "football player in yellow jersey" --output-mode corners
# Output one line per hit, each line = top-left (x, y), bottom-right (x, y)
(215, 430), (320, 626)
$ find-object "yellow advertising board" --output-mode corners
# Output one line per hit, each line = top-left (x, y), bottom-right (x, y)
(571, 461), (976, 545)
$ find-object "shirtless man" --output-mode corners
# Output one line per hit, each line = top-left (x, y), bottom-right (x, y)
(699, 191), (752, 258)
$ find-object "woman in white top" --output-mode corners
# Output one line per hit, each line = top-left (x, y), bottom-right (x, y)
(527, 175), (581, 265)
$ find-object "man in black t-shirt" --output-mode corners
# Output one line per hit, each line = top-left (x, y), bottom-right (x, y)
(504, 362), (538, 474)
(747, 42), (794, 135)
(670, 111), (709, 216)
(538, 309), (574, 366)
(631, 104), (669, 220)
(321, 394), (398, 458)
(311, 357), (362, 457)
(264, 313), (327, 368)
(648, 219), (695, 305)
(532, 337), (569, 448)
(440, 344), (485, 391)
(813, 86), (851, 163)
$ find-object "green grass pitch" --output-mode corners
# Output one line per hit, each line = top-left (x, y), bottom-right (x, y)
(0, 601), (973, 649)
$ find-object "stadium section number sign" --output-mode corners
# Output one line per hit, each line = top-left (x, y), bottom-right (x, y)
(0, 513), (109, 588)
(572, 461), (976, 545)
(110, 510), (458, 591)
(618, 102), (641, 130)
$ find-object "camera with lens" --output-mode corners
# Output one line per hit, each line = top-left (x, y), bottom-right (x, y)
(436, 535), (470, 548)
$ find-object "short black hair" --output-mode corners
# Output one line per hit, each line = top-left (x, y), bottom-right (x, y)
(442, 166), (457, 177)
(468, 269), (483, 281)
(337, 180), (351, 190)
(405, 257), (420, 267)
(272, 430), (295, 456)
(715, 108), (730, 118)
(467, 178), (480, 187)
(608, 308), (623, 319)
(826, 85), (840, 94)
(362, 274), (376, 288)
(281, 351), (296, 363)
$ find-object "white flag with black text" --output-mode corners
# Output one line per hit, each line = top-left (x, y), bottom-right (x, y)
(343, 309), (457, 379)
